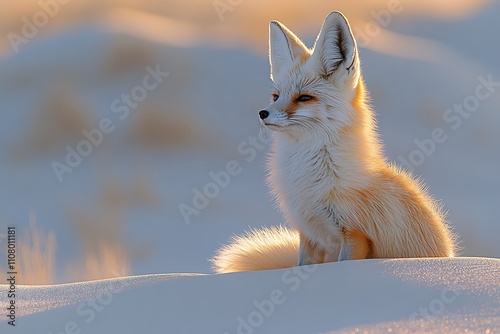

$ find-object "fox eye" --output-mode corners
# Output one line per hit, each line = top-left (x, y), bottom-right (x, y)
(272, 94), (279, 102)
(297, 95), (313, 102)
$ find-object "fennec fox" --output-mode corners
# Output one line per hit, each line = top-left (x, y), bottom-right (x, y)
(212, 11), (456, 273)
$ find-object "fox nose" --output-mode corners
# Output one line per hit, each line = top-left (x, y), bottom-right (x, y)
(259, 110), (269, 119)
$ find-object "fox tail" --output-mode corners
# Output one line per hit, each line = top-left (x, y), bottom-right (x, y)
(211, 226), (300, 274)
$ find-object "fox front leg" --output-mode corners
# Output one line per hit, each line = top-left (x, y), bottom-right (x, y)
(338, 229), (372, 261)
(297, 232), (325, 266)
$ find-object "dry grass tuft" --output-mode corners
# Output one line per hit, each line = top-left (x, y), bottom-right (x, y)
(2, 214), (57, 285)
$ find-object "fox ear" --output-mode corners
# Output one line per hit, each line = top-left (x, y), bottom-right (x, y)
(311, 12), (359, 84)
(269, 21), (309, 80)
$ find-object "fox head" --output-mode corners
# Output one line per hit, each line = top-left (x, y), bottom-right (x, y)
(260, 12), (366, 140)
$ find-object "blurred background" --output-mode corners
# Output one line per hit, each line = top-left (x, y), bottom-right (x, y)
(0, 0), (499, 284)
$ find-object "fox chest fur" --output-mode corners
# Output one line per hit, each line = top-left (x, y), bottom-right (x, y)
(269, 138), (344, 252)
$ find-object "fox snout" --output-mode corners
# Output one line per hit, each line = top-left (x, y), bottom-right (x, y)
(258, 103), (299, 130)
(259, 110), (269, 119)
(258, 108), (289, 129)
